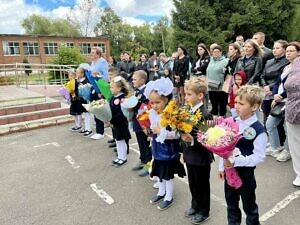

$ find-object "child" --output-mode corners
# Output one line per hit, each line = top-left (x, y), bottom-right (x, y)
(76, 67), (93, 137)
(131, 70), (152, 176)
(144, 77), (186, 210)
(181, 77), (213, 224)
(228, 70), (247, 118)
(110, 76), (132, 167)
(68, 70), (83, 132)
(219, 85), (267, 225)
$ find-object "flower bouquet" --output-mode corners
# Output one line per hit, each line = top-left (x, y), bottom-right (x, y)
(197, 117), (243, 189)
(78, 83), (92, 102)
(136, 103), (151, 129)
(121, 95), (138, 129)
(83, 99), (112, 122)
(96, 79), (113, 101)
(58, 86), (71, 104)
(160, 100), (202, 133)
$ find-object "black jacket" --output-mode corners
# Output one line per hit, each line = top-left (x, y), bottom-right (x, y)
(118, 60), (136, 78)
(260, 56), (289, 88)
(183, 105), (214, 166)
(235, 55), (263, 84)
(192, 55), (210, 76)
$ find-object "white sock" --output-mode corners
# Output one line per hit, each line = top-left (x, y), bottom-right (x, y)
(165, 179), (174, 201)
(75, 115), (82, 128)
(84, 112), (91, 131)
(158, 180), (166, 196)
(116, 140), (127, 161)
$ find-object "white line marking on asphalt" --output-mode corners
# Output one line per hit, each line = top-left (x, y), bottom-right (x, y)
(130, 142), (138, 146)
(90, 183), (115, 205)
(104, 132), (227, 208)
(259, 190), (300, 222)
(65, 155), (80, 169)
(33, 142), (60, 148)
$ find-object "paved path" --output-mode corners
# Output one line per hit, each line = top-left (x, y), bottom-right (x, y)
(0, 125), (299, 225)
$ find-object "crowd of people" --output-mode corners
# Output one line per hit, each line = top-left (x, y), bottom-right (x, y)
(63, 31), (300, 225)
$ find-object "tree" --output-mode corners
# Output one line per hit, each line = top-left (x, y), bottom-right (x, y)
(23, 58), (32, 76)
(22, 14), (80, 36)
(49, 46), (85, 82)
(67, 0), (101, 37)
(172, 0), (296, 55)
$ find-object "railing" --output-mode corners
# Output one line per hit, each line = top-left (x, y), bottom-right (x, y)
(0, 63), (77, 89)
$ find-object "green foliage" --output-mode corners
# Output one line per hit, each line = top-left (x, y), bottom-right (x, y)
(49, 46), (85, 82)
(22, 14), (80, 36)
(23, 58), (32, 76)
(172, 0), (296, 56)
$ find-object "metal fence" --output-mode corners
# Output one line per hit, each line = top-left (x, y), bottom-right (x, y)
(0, 63), (77, 88)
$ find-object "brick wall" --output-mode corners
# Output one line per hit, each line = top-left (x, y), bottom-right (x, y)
(0, 34), (110, 64)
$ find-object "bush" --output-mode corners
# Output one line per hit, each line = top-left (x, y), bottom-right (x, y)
(49, 46), (86, 83)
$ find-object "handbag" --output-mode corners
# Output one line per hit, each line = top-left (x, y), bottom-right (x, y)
(270, 102), (285, 118)
(207, 79), (221, 89)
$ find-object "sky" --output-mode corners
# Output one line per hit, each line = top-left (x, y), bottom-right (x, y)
(0, 0), (175, 35)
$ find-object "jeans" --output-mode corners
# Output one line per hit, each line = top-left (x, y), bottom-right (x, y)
(266, 115), (289, 150)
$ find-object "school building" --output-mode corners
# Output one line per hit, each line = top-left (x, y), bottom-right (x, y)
(0, 34), (110, 64)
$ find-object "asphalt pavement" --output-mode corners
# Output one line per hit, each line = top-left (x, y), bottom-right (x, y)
(1, 124), (299, 225)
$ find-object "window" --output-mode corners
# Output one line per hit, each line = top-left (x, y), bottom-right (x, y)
(2, 41), (20, 55)
(94, 43), (106, 53)
(79, 43), (91, 54)
(23, 42), (39, 55)
(62, 42), (74, 48)
(44, 42), (58, 55)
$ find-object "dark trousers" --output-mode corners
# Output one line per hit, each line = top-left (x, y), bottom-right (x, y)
(135, 131), (152, 164)
(262, 99), (272, 125)
(225, 168), (260, 225)
(186, 163), (211, 217)
(208, 91), (228, 116)
(94, 116), (104, 135)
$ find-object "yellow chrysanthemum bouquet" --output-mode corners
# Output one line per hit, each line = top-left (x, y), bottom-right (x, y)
(160, 100), (202, 134)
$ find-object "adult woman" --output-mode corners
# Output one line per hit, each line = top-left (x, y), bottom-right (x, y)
(265, 41), (291, 161)
(173, 46), (190, 105)
(284, 42), (300, 186)
(206, 44), (229, 116)
(234, 39), (263, 84)
(137, 53), (148, 76)
(226, 43), (241, 76)
(260, 40), (289, 123)
(192, 43), (210, 76)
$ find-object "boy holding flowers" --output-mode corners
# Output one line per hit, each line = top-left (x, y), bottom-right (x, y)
(218, 85), (267, 225)
(181, 76), (214, 224)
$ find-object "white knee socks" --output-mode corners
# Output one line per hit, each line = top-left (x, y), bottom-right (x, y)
(116, 140), (127, 161)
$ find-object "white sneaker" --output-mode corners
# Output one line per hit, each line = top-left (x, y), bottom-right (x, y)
(90, 133), (104, 140)
(276, 150), (291, 162)
(292, 176), (300, 187)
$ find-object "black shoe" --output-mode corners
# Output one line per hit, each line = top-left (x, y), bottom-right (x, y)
(83, 130), (93, 137)
(190, 214), (210, 224)
(107, 139), (115, 144)
(113, 147), (117, 152)
(185, 208), (197, 218)
(109, 142), (116, 148)
(157, 199), (174, 210)
(150, 195), (165, 205)
(132, 162), (144, 171)
(71, 126), (82, 132)
(114, 159), (127, 167)
(138, 170), (149, 177)
(79, 129), (87, 133)
(112, 158), (120, 165)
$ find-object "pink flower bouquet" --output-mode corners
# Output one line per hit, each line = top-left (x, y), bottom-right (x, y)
(197, 117), (243, 189)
